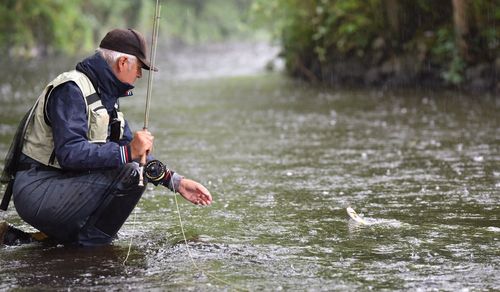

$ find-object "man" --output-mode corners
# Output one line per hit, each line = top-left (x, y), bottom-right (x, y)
(0, 28), (212, 246)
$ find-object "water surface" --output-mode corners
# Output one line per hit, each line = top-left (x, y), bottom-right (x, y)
(0, 43), (499, 291)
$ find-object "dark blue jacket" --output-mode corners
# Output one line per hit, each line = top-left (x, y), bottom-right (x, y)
(46, 53), (134, 170)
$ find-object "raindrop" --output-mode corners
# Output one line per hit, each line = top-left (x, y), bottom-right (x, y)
(473, 156), (484, 162)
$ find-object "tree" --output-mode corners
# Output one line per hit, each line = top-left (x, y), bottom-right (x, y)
(451, 0), (475, 62)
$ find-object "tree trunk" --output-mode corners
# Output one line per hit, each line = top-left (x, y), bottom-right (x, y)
(385, 0), (400, 33)
(384, 0), (401, 43)
(452, 0), (474, 62)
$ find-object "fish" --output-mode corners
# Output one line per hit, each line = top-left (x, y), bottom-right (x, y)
(346, 207), (370, 225)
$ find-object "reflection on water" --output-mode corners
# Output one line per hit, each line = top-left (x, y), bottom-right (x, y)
(0, 42), (499, 291)
(0, 243), (147, 289)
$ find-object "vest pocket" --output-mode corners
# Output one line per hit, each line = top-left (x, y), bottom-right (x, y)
(88, 107), (109, 143)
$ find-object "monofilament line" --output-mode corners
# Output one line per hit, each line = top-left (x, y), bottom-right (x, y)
(173, 192), (247, 291)
(122, 207), (137, 265)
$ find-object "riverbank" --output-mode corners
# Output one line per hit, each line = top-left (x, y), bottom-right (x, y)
(288, 53), (499, 94)
(252, 1), (499, 95)
(160, 40), (499, 95)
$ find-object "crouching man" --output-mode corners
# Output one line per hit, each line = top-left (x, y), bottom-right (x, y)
(0, 29), (212, 246)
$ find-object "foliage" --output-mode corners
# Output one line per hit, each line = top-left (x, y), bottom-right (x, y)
(161, 0), (254, 44)
(0, 0), (150, 56)
(251, 0), (499, 86)
(1, 0), (497, 88)
(0, 0), (92, 56)
(81, 0), (146, 44)
(0, 0), (255, 57)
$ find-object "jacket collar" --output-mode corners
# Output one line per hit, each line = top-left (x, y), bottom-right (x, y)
(75, 52), (134, 111)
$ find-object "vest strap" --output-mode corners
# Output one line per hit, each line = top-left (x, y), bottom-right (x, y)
(109, 109), (121, 143)
(85, 93), (100, 105)
(43, 86), (54, 127)
(0, 101), (40, 211)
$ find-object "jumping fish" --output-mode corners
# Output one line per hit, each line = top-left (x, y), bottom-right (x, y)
(346, 207), (370, 225)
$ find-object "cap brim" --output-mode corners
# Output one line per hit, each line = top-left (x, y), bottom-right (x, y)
(139, 57), (158, 72)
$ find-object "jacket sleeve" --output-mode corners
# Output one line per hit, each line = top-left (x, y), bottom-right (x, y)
(47, 82), (131, 170)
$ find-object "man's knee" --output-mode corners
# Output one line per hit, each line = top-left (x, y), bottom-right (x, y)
(115, 162), (147, 191)
(78, 165), (147, 246)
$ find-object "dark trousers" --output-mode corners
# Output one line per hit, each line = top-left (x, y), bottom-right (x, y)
(12, 162), (146, 246)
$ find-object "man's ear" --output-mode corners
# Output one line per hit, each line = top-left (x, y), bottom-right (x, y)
(116, 56), (128, 72)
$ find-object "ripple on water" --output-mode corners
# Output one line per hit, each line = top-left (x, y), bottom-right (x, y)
(1, 54), (499, 290)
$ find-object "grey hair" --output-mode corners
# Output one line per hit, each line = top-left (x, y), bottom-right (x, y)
(96, 47), (137, 68)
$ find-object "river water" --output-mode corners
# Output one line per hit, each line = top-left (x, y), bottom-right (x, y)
(0, 42), (499, 291)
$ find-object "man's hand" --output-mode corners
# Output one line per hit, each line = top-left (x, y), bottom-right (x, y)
(130, 130), (154, 160)
(178, 178), (213, 206)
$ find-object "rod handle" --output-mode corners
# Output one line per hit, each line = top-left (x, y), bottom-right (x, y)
(138, 153), (147, 186)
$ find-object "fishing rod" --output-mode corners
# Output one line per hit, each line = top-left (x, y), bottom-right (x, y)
(139, 0), (161, 186)
(131, 5), (242, 290)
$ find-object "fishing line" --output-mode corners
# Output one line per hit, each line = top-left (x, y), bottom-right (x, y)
(124, 0), (160, 262)
(122, 0), (244, 288)
(173, 192), (247, 291)
(122, 207), (137, 265)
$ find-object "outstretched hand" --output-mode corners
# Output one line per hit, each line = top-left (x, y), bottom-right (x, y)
(177, 178), (213, 206)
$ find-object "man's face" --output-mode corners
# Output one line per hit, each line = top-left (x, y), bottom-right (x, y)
(116, 56), (142, 85)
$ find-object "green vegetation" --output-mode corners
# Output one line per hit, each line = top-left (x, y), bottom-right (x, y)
(0, 0), (151, 56)
(0, 0), (254, 56)
(0, 0), (497, 91)
(0, 0), (91, 56)
(251, 0), (499, 91)
(162, 0), (255, 44)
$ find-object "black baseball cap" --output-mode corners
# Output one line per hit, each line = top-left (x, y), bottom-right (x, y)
(99, 28), (157, 71)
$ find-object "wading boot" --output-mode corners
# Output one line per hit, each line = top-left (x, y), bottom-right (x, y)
(0, 221), (48, 246)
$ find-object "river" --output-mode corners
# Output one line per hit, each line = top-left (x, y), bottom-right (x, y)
(0, 42), (499, 291)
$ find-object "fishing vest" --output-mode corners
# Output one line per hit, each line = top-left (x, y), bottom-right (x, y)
(22, 70), (125, 168)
